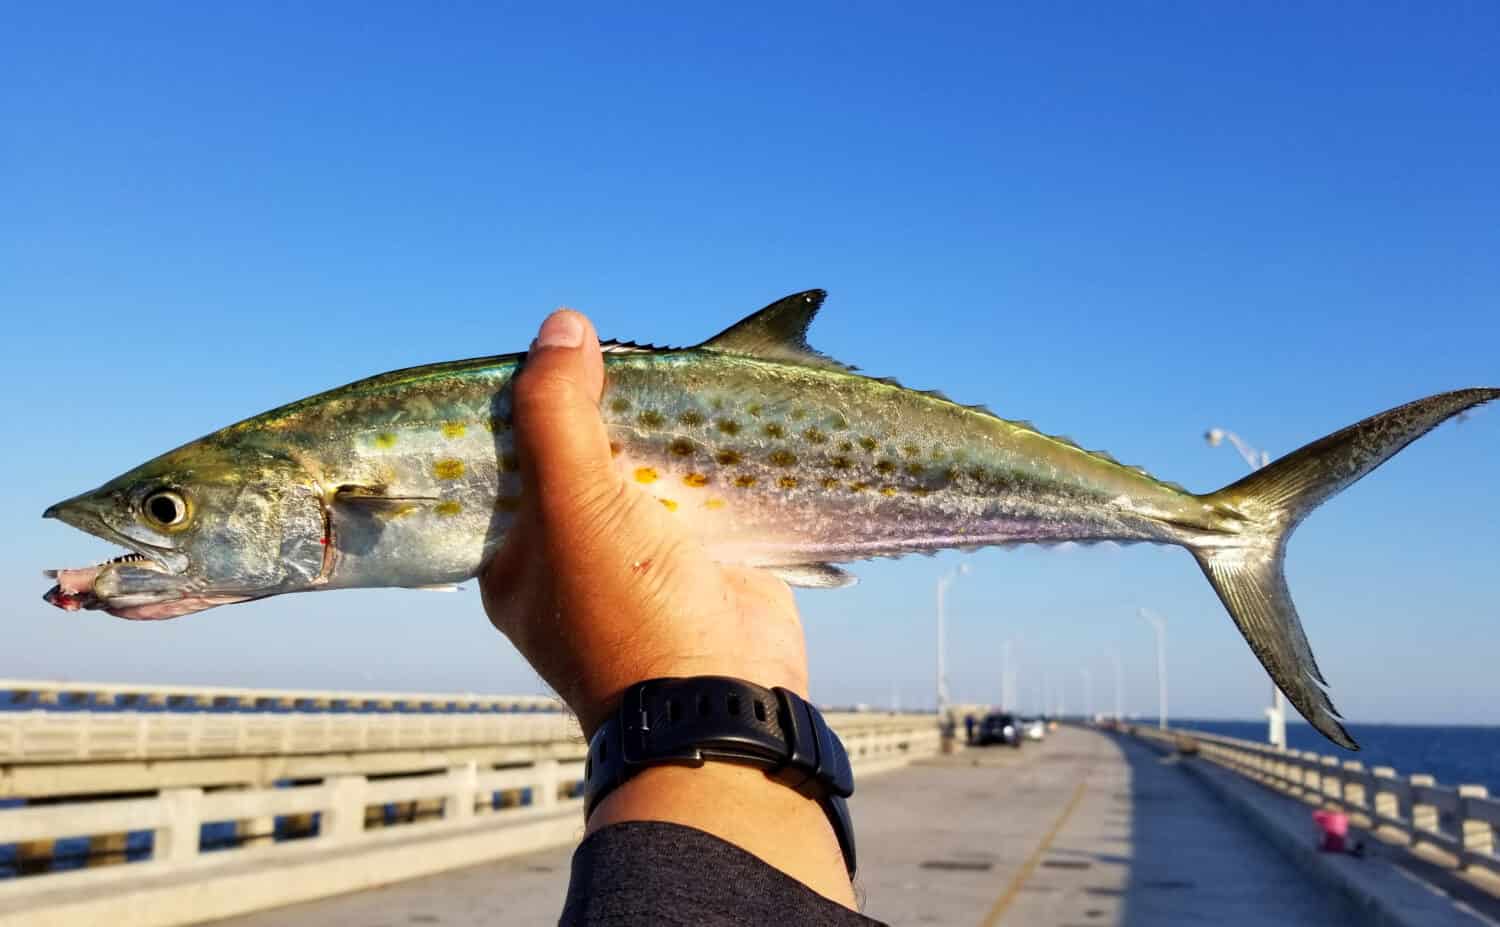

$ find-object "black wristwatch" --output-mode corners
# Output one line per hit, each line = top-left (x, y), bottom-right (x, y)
(582, 676), (857, 876)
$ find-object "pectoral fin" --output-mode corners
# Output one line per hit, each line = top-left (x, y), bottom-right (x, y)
(332, 485), (438, 512)
(767, 563), (858, 589)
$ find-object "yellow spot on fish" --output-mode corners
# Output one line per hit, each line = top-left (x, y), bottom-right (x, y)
(802, 428), (826, 444)
(763, 423), (785, 439)
(678, 410), (704, 426)
(902, 444), (921, 457)
(374, 432), (398, 449)
(837, 440), (854, 453)
(848, 482), (869, 493)
(830, 456), (852, 470)
(779, 476), (798, 489)
(669, 438), (696, 457)
(377, 503), (420, 521)
(880, 486), (898, 497)
(635, 467), (659, 484)
(716, 419), (741, 436)
(610, 397), (631, 414)
(441, 422), (467, 439)
(435, 501), (463, 517)
(859, 436), (878, 452)
(433, 459), (466, 480)
(704, 497), (726, 510)
(821, 478), (840, 490)
(734, 475), (758, 488)
(715, 449), (742, 466)
(904, 462), (925, 477)
(768, 450), (797, 467)
(659, 498), (678, 512)
(638, 410), (664, 427)
(495, 497), (522, 513)
(874, 460), (896, 475)
(683, 472), (709, 488)
(747, 404), (763, 417)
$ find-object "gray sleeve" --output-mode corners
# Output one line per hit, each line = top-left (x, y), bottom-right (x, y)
(560, 821), (884, 926)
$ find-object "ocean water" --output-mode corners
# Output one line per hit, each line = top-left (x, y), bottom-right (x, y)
(1178, 719), (1500, 796)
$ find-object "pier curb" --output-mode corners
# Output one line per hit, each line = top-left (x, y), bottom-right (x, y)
(1121, 732), (1489, 927)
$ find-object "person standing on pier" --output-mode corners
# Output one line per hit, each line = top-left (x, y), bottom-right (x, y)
(482, 310), (880, 926)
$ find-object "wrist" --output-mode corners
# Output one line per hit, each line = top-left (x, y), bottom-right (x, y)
(567, 658), (810, 739)
(587, 762), (856, 908)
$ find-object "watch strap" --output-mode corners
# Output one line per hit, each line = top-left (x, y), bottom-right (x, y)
(582, 676), (857, 874)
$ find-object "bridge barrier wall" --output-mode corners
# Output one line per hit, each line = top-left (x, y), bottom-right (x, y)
(0, 678), (563, 713)
(0, 703), (940, 927)
(1123, 723), (1500, 886)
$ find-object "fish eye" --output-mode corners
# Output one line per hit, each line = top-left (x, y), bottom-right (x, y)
(143, 490), (190, 529)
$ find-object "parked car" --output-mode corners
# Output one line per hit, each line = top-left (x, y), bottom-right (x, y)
(1021, 718), (1046, 741)
(975, 712), (1022, 747)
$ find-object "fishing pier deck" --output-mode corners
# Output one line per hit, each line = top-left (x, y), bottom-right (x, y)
(2, 680), (1496, 926)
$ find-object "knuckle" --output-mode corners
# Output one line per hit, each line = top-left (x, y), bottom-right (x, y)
(513, 368), (579, 417)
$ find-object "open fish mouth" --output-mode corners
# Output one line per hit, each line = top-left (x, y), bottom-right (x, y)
(41, 550), (248, 620)
(43, 551), (171, 614)
(39, 503), (228, 620)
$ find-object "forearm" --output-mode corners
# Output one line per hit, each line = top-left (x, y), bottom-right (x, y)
(587, 762), (857, 908)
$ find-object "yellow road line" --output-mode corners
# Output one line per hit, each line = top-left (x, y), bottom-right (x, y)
(979, 779), (1089, 926)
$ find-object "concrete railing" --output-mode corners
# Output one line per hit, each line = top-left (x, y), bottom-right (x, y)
(0, 678), (564, 713)
(1125, 724), (1500, 883)
(0, 708), (580, 764)
(0, 695), (940, 927)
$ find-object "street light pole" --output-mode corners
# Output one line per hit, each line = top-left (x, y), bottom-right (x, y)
(935, 562), (971, 720)
(1080, 667), (1093, 721)
(1002, 638), (1019, 710)
(1108, 651), (1124, 721)
(1205, 426), (1287, 751)
(1139, 608), (1168, 730)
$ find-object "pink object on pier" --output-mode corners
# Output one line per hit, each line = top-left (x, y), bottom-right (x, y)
(1312, 809), (1349, 852)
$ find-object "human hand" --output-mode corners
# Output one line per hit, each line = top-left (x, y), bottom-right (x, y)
(480, 309), (809, 738)
(480, 309), (854, 905)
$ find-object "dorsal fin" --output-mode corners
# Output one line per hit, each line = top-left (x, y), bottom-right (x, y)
(699, 289), (854, 372)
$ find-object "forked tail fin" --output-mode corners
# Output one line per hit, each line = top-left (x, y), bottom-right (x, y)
(1193, 388), (1499, 750)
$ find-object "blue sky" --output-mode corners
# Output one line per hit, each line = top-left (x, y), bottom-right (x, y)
(3, 5), (1497, 724)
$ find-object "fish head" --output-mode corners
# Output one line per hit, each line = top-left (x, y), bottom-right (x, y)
(43, 442), (327, 620)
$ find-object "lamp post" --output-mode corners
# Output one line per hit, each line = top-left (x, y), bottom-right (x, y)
(935, 562), (971, 720)
(1205, 426), (1287, 750)
(1107, 651), (1124, 721)
(1079, 667), (1094, 722)
(1138, 608), (1168, 730)
(1001, 638), (1017, 710)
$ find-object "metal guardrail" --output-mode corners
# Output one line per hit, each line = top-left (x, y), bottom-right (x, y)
(1126, 724), (1500, 883)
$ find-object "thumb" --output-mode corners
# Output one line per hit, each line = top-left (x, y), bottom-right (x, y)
(510, 309), (615, 524)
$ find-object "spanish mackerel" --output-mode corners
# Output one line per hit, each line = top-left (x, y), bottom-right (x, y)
(42, 290), (1499, 748)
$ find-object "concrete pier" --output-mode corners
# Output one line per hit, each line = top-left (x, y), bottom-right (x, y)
(213, 728), (1368, 926)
